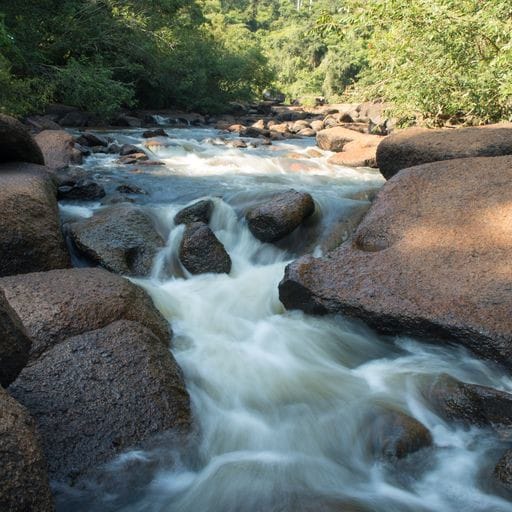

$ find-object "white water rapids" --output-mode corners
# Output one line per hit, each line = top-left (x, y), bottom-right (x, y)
(58, 127), (512, 511)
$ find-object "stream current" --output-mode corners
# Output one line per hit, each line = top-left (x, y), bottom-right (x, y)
(58, 127), (512, 512)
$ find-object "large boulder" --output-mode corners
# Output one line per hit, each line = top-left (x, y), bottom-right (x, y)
(0, 289), (31, 387)
(34, 129), (83, 170)
(279, 156), (512, 367)
(9, 320), (191, 482)
(0, 267), (170, 360)
(179, 222), (231, 275)
(0, 388), (54, 511)
(174, 199), (214, 225)
(316, 126), (380, 152)
(67, 204), (164, 276)
(0, 114), (45, 165)
(0, 163), (70, 277)
(424, 374), (512, 432)
(246, 190), (315, 243)
(376, 124), (512, 179)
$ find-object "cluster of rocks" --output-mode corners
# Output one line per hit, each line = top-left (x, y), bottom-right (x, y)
(0, 114), (192, 509)
(280, 121), (512, 485)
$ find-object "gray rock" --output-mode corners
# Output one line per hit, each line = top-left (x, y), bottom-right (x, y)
(179, 222), (231, 275)
(0, 114), (44, 165)
(174, 199), (214, 225)
(246, 190), (315, 243)
(68, 204), (164, 276)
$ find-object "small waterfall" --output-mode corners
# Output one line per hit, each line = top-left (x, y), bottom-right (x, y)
(57, 127), (512, 512)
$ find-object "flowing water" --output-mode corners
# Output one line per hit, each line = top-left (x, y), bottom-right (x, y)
(58, 127), (512, 512)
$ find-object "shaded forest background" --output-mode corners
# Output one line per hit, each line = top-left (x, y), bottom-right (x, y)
(0, 0), (511, 125)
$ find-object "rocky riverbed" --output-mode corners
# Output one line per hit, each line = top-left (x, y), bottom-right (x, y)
(1, 112), (512, 511)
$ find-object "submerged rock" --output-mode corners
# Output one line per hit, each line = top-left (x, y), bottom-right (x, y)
(246, 190), (315, 243)
(0, 163), (70, 277)
(68, 204), (164, 276)
(0, 267), (170, 360)
(0, 289), (31, 387)
(376, 124), (512, 179)
(279, 156), (512, 367)
(425, 374), (512, 432)
(179, 222), (231, 275)
(174, 199), (214, 225)
(34, 129), (83, 170)
(0, 388), (53, 511)
(57, 179), (106, 200)
(0, 114), (45, 165)
(9, 320), (191, 483)
(494, 450), (512, 491)
(142, 128), (168, 138)
(366, 409), (432, 460)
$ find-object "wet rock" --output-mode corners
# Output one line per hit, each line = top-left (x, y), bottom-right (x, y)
(75, 132), (108, 148)
(179, 222), (231, 275)
(229, 139), (248, 149)
(376, 124), (512, 180)
(9, 320), (191, 482)
(108, 143), (121, 154)
(57, 179), (106, 200)
(174, 199), (214, 226)
(118, 153), (149, 165)
(0, 163), (70, 277)
(116, 183), (146, 195)
(53, 166), (89, 187)
(0, 267), (170, 361)
(494, 450), (512, 490)
(142, 128), (168, 138)
(425, 374), (512, 431)
(279, 156), (512, 367)
(246, 190), (315, 243)
(120, 144), (141, 156)
(243, 126), (271, 138)
(366, 409), (432, 460)
(114, 114), (142, 128)
(0, 114), (45, 165)
(0, 289), (31, 387)
(35, 129), (83, 170)
(328, 138), (381, 168)
(0, 388), (53, 511)
(68, 204), (164, 277)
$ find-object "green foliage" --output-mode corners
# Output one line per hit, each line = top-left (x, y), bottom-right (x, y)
(313, 0), (512, 125)
(55, 59), (135, 118)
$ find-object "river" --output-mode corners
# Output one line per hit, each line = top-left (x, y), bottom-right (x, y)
(57, 127), (512, 512)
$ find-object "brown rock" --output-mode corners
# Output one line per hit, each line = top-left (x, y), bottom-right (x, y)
(0, 289), (31, 388)
(376, 124), (512, 179)
(35, 130), (82, 170)
(328, 137), (382, 168)
(310, 120), (324, 133)
(246, 190), (315, 243)
(316, 127), (378, 152)
(24, 115), (62, 133)
(9, 320), (191, 482)
(0, 163), (70, 277)
(67, 204), (164, 277)
(0, 114), (45, 166)
(279, 156), (512, 366)
(179, 222), (231, 275)
(142, 128), (168, 138)
(0, 388), (53, 511)
(425, 374), (512, 432)
(366, 409), (432, 460)
(0, 267), (170, 360)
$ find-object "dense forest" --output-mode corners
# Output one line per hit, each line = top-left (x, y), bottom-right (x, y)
(1, 0), (511, 125)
